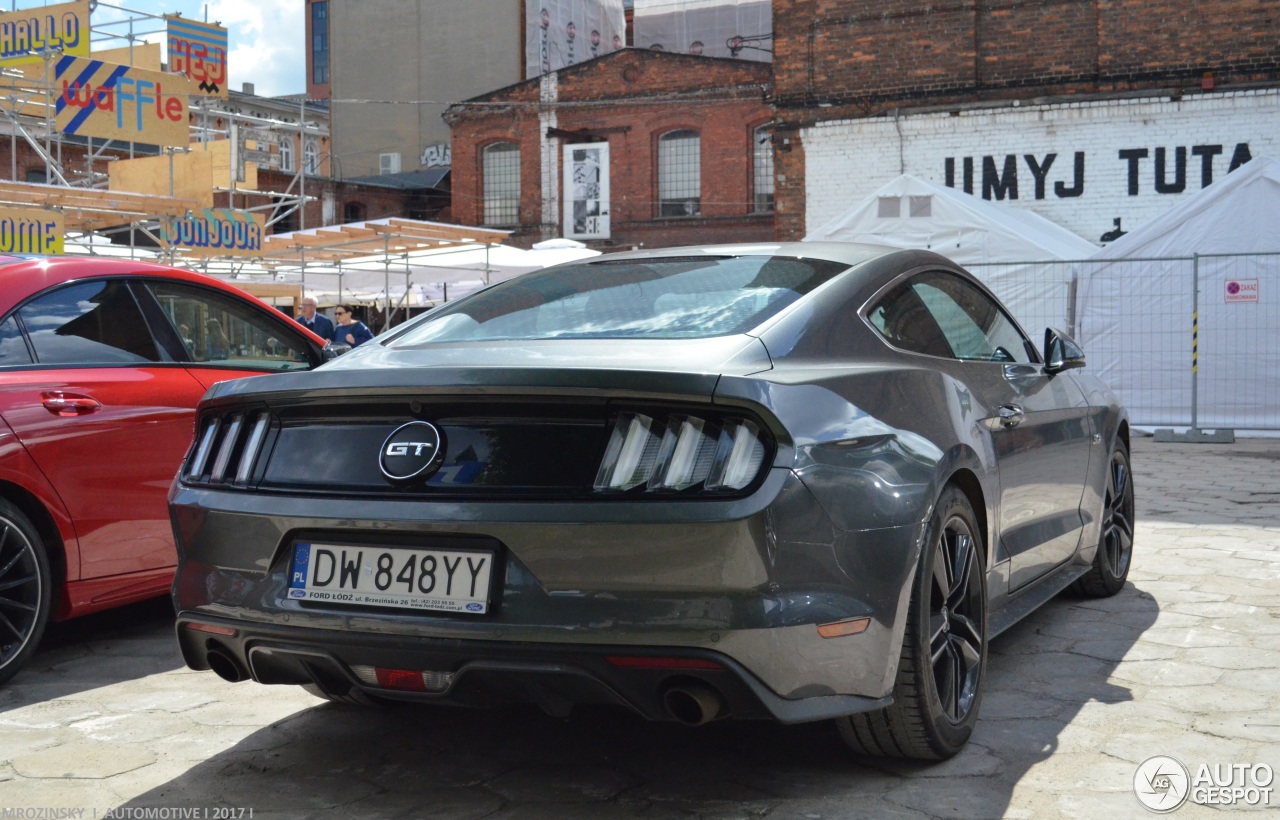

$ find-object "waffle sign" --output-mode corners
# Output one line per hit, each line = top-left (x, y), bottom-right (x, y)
(55, 56), (195, 146)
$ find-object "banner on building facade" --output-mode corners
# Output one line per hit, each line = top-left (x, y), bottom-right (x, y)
(525, 0), (625, 77)
(54, 56), (196, 147)
(563, 142), (610, 239)
(0, 0), (89, 67)
(166, 15), (229, 98)
(0, 208), (64, 254)
(633, 0), (772, 61)
(162, 209), (265, 257)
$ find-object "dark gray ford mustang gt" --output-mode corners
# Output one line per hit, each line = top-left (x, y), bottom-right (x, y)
(169, 243), (1133, 760)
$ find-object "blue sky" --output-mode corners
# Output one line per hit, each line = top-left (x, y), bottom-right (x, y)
(13, 1), (305, 97)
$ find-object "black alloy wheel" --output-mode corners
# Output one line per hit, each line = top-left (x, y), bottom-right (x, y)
(0, 500), (51, 686)
(928, 510), (985, 724)
(1071, 441), (1135, 598)
(837, 484), (987, 759)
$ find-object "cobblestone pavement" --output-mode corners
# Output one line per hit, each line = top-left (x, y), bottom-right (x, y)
(1, 436), (1278, 819)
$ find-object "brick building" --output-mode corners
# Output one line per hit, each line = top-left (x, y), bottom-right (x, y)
(771, 0), (1280, 243)
(445, 48), (774, 249)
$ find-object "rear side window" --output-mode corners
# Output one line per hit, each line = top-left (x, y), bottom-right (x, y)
(0, 315), (32, 365)
(147, 282), (313, 371)
(18, 281), (161, 364)
(869, 271), (1034, 363)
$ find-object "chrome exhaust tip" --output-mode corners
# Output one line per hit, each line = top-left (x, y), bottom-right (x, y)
(661, 681), (725, 726)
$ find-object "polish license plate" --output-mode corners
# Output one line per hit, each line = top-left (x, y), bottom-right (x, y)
(286, 542), (493, 614)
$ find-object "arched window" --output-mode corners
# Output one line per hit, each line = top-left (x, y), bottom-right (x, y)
(658, 129), (700, 217)
(304, 139), (320, 174)
(279, 138), (294, 172)
(752, 125), (774, 213)
(482, 142), (520, 226)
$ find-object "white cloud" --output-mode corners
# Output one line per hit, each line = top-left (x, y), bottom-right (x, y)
(206, 1), (305, 97)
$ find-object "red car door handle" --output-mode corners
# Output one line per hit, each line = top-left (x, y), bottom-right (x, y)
(41, 392), (102, 417)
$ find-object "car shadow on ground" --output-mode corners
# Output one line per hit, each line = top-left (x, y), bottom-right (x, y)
(111, 584), (1158, 817)
(1, 597), (182, 710)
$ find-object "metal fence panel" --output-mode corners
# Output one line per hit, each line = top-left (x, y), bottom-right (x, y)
(968, 252), (1280, 431)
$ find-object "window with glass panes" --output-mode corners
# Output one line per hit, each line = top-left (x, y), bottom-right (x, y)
(658, 130), (700, 217)
(482, 142), (520, 226)
(312, 2), (329, 85)
(753, 125), (774, 213)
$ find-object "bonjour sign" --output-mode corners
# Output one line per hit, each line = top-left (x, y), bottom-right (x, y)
(163, 209), (265, 257)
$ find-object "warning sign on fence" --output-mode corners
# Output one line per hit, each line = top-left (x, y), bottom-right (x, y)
(1225, 279), (1259, 303)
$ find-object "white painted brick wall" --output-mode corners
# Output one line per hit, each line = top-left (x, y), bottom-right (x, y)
(803, 90), (1280, 246)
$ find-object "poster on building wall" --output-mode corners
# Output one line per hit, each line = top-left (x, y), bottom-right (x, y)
(54, 56), (196, 147)
(165, 15), (229, 98)
(633, 0), (772, 61)
(161, 208), (265, 257)
(525, 0), (625, 78)
(0, 208), (63, 254)
(0, 0), (89, 67)
(563, 143), (610, 239)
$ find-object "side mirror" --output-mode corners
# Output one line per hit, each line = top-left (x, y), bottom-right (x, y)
(322, 342), (351, 361)
(1043, 328), (1085, 374)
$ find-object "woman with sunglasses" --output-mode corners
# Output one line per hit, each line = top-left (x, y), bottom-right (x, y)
(333, 304), (373, 347)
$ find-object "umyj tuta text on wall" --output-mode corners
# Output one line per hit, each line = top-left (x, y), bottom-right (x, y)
(802, 90), (1280, 244)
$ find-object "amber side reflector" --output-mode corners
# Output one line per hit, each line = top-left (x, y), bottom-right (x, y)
(816, 617), (871, 639)
(605, 656), (725, 670)
(184, 622), (238, 637)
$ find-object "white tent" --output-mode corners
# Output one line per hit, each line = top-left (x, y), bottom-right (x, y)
(215, 241), (601, 308)
(805, 174), (1097, 332)
(1077, 156), (1280, 430)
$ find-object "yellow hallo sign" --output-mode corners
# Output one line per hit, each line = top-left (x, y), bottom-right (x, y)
(0, 0), (90, 67)
(0, 209), (64, 254)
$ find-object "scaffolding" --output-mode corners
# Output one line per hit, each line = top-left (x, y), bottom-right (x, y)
(0, 1), (318, 256)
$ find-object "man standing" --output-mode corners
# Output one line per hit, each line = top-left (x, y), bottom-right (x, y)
(297, 297), (334, 341)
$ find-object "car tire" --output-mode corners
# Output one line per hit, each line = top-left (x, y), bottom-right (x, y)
(0, 499), (53, 687)
(1070, 440), (1134, 598)
(836, 484), (988, 760)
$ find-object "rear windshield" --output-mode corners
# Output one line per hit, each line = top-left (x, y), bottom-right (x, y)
(389, 255), (851, 344)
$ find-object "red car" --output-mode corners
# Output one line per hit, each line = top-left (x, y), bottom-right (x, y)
(0, 255), (329, 684)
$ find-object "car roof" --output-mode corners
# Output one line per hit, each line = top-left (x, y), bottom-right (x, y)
(583, 241), (898, 269)
(0, 255), (316, 337)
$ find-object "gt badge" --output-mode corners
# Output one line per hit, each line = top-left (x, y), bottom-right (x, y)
(379, 420), (446, 484)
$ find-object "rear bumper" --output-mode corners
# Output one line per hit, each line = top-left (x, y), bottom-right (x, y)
(170, 469), (927, 710)
(175, 613), (890, 724)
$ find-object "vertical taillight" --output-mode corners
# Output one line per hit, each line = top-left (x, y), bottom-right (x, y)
(187, 417), (220, 479)
(235, 413), (271, 484)
(594, 412), (768, 494)
(706, 419), (766, 491)
(594, 414), (660, 490)
(185, 410), (272, 486)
